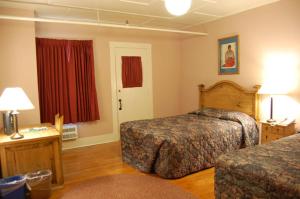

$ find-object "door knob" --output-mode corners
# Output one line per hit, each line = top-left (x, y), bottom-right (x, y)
(118, 99), (122, 110)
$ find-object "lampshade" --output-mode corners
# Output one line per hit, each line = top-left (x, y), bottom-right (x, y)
(0, 87), (34, 111)
(164, 0), (192, 16)
(258, 85), (288, 95)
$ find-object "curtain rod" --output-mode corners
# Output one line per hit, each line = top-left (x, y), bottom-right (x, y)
(0, 15), (207, 36)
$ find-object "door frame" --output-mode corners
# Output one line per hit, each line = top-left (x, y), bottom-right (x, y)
(109, 42), (153, 140)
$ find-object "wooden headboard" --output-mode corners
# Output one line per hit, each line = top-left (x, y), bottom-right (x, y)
(199, 80), (261, 120)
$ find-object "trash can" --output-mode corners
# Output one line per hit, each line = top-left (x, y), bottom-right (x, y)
(26, 170), (52, 199)
(0, 175), (26, 199)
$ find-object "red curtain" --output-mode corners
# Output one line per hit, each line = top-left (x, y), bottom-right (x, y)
(36, 38), (100, 124)
(121, 56), (143, 88)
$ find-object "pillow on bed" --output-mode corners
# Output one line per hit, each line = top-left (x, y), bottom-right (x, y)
(190, 107), (254, 121)
(189, 107), (226, 118)
(190, 107), (258, 146)
(220, 111), (255, 123)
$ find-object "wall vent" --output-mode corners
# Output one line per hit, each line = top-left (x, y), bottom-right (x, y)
(62, 124), (78, 141)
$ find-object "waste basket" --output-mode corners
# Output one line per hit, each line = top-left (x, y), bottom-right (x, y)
(26, 170), (52, 199)
(0, 175), (26, 199)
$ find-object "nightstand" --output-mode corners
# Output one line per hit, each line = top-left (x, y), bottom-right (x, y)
(261, 122), (296, 144)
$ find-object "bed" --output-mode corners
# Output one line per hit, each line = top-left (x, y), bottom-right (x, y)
(120, 81), (261, 178)
(215, 133), (300, 199)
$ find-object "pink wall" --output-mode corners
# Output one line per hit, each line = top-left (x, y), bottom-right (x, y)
(0, 8), (40, 129)
(180, 0), (300, 129)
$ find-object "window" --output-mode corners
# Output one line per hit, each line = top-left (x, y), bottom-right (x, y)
(36, 38), (100, 124)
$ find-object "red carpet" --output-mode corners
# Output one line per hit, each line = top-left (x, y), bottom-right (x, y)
(60, 174), (197, 199)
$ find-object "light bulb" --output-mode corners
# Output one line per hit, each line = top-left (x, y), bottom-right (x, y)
(164, 0), (192, 16)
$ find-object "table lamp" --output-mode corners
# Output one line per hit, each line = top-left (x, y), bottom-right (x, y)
(0, 88), (34, 139)
(258, 86), (287, 123)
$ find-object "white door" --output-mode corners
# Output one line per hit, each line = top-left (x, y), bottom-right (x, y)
(110, 42), (153, 130)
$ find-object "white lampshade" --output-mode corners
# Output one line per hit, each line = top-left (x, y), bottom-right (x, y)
(258, 85), (288, 95)
(164, 0), (192, 16)
(0, 87), (34, 111)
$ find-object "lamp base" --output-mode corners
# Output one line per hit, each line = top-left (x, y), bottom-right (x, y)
(10, 111), (23, 139)
(267, 118), (276, 123)
(10, 132), (24, 139)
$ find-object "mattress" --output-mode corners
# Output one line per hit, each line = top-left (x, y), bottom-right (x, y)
(120, 108), (259, 178)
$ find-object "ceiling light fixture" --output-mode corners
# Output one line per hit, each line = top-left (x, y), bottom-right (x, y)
(164, 0), (192, 16)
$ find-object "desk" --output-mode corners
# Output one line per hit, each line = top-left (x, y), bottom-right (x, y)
(0, 126), (64, 186)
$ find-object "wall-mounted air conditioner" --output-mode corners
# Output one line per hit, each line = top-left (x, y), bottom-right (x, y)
(62, 124), (78, 141)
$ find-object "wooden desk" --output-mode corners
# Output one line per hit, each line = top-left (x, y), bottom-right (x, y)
(0, 126), (64, 186)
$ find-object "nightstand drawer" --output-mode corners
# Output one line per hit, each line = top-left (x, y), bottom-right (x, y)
(268, 133), (284, 142)
(272, 126), (284, 135)
(262, 124), (271, 134)
(262, 125), (283, 135)
(262, 133), (283, 144)
(284, 123), (296, 135)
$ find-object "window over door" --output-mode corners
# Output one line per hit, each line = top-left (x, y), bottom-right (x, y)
(121, 56), (143, 88)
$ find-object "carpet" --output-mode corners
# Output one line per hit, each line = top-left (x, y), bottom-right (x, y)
(60, 174), (197, 199)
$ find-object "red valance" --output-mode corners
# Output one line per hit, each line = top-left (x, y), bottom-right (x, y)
(122, 56), (143, 88)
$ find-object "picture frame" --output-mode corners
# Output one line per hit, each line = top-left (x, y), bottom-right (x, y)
(218, 35), (239, 75)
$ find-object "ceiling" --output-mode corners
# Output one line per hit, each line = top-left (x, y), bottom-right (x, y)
(0, 0), (279, 31)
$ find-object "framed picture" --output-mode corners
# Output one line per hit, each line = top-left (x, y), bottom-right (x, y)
(218, 35), (239, 75)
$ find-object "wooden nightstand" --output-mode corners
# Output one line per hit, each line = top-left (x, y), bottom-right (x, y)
(261, 121), (296, 144)
(0, 126), (64, 186)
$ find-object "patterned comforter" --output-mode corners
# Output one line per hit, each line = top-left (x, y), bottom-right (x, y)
(215, 133), (300, 199)
(120, 108), (258, 178)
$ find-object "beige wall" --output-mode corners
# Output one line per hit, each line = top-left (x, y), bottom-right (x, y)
(180, 0), (300, 130)
(35, 23), (182, 137)
(0, 8), (40, 129)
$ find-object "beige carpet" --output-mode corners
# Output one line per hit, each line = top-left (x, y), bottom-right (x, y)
(60, 174), (197, 199)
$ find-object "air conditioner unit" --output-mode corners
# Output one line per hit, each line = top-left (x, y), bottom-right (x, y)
(62, 124), (78, 141)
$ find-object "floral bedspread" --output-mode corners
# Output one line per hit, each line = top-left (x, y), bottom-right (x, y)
(215, 133), (300, 198)
(120, 108), (258, 178)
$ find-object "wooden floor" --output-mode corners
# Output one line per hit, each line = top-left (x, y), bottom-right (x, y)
(51, 141), (215, 199)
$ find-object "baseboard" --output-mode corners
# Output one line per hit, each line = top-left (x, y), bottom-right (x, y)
(62, 132), (119, 150)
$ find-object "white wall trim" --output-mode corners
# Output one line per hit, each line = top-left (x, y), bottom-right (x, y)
(109, 42), (153, 142)
(62, 132), (119, 150)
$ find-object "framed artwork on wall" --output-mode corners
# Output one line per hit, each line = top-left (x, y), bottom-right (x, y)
(218, 35), (239, 75)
